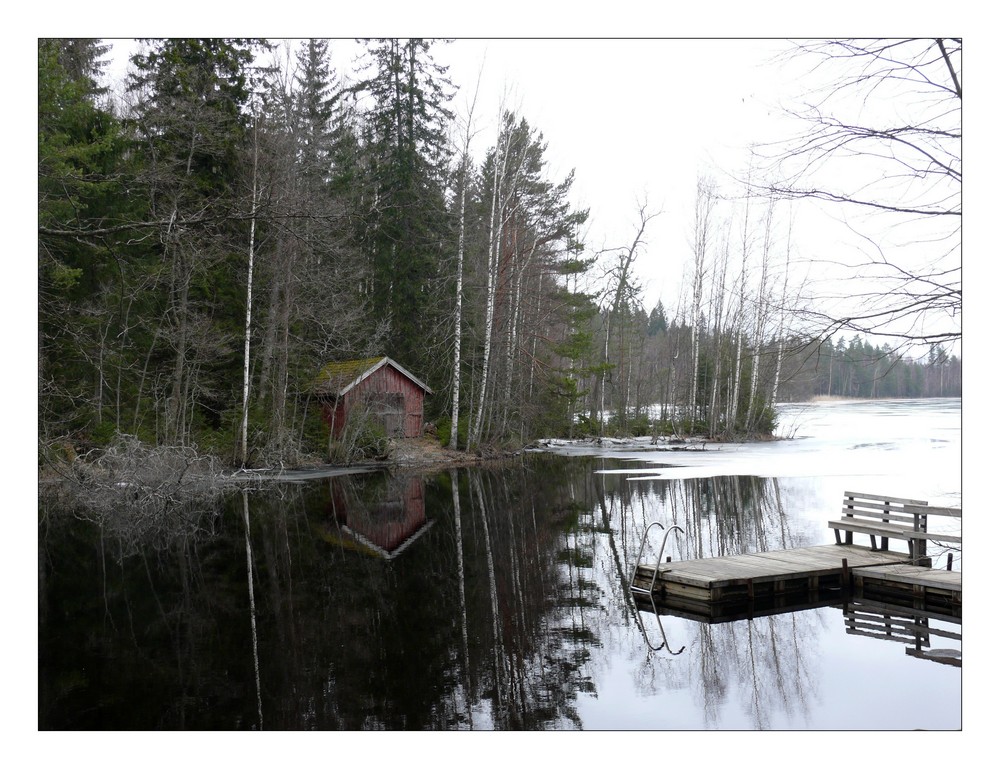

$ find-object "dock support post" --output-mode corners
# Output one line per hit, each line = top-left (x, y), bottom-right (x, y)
(840, 558), (849, 589)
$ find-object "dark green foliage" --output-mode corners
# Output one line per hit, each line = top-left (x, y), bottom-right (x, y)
(349, 39), (455, 371)
(647, 300), (668, 336)
(38, 39), (136, 442)
(436, 414), (469, 450)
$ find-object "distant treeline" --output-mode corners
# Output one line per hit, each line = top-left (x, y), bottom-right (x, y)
(577, 303), (961, 441)
(776, 337), (960, 401)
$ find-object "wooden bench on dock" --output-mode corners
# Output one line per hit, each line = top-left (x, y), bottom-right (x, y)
(829, 491), (962, 564)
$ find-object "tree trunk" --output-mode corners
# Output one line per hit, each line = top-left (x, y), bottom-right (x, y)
(240, 120), (260, 467)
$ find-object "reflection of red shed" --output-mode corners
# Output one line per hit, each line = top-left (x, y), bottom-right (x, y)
(320, 476), (432, 559)
(312, 356), (432, 439)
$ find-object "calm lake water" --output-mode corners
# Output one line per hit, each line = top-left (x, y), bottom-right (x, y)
(38, 398), (961, 730)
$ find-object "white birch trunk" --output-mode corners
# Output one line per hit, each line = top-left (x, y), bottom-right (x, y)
(472, 118), (522, 447)
(770, 221), (793, 405)
(240, 120), (259, 467)
(600, 316), (610, 435)
(470, 133), (505, 448)
(745, 197), (775, 432)
(449, 165), (467, 450)
(449, 83), (480, 451)
(689, 180), (714, 424)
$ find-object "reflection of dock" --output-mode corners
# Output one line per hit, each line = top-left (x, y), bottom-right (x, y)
(634, 589), (963, 667)
(632, 582), (844, 623)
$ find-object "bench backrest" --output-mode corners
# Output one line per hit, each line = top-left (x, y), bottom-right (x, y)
(840, 492), (961, 543)
(842, 491), (928, 527)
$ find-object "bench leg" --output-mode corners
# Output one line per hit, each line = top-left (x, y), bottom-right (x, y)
(869, 534), (877, 551)
(834, 529), (842, 545)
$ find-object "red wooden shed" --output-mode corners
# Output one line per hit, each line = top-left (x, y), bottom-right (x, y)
(312, 356), (432, 439)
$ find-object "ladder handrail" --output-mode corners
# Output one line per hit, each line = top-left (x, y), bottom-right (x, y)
(631, 522), (664, 589)
(631, 522), (685, 595)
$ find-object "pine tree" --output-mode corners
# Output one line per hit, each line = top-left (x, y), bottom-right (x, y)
(293, 39), (339, 183)
(38, 39), (131, 445)
(350, 38), (455, 373)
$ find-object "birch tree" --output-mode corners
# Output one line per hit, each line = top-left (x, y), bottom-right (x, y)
(745, 194), (776, 432)
(598, 203), (659, 433)
(448, 73), (482, 450)
(469, 111), (513, 449)
(126, 39), (270, 445)
(688, 177), (717, 427)
(239, 117), (261, 467)
(468, 111), (587, 447)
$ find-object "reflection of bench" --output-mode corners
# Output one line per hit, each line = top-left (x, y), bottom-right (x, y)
(843, 598), (961, 667)
(829, 491), (962, 563)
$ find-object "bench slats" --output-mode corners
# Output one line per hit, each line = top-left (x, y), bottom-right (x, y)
(844, 492), (928, 506)
(841, 508), (920, 525)
(830, 492), (962, 555)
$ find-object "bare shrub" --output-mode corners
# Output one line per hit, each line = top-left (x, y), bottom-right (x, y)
(41, 433), (231, 552)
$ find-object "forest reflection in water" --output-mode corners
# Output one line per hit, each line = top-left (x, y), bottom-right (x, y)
(38, 454), (960, 730)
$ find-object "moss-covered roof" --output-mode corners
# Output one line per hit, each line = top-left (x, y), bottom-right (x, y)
(311, 357), (386, 396)
(310, 356), (432, 396)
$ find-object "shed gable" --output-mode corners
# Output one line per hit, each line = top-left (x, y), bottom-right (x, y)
(312, 356), (431, 439)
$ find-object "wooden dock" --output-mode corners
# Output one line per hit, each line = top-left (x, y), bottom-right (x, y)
(852, 563), (961, 610)
(632, 544), (911, 604)
(631, 491), (961, 617)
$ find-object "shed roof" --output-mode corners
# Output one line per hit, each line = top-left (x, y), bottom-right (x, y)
(311, 356), (432, 397)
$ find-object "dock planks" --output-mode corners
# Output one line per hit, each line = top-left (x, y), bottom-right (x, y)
(853, 563), (962, 592)
(633, 544), (913, 603)
(852, 563), (961, 610)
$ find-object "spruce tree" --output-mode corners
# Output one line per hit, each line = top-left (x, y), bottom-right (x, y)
(350, 38), (455, 373)
(38, 39), (130, 445)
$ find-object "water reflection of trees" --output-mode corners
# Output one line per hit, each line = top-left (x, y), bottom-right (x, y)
(39, 457), (826, 730)
(39, 460), (602, 728)
(592, 469), (822, 728)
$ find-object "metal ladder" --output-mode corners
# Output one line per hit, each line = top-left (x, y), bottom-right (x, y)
(630, 522), (685, 596)
(630, 522), (686, 654)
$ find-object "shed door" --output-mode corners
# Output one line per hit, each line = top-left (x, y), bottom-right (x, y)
(365, 392), (405, 437)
